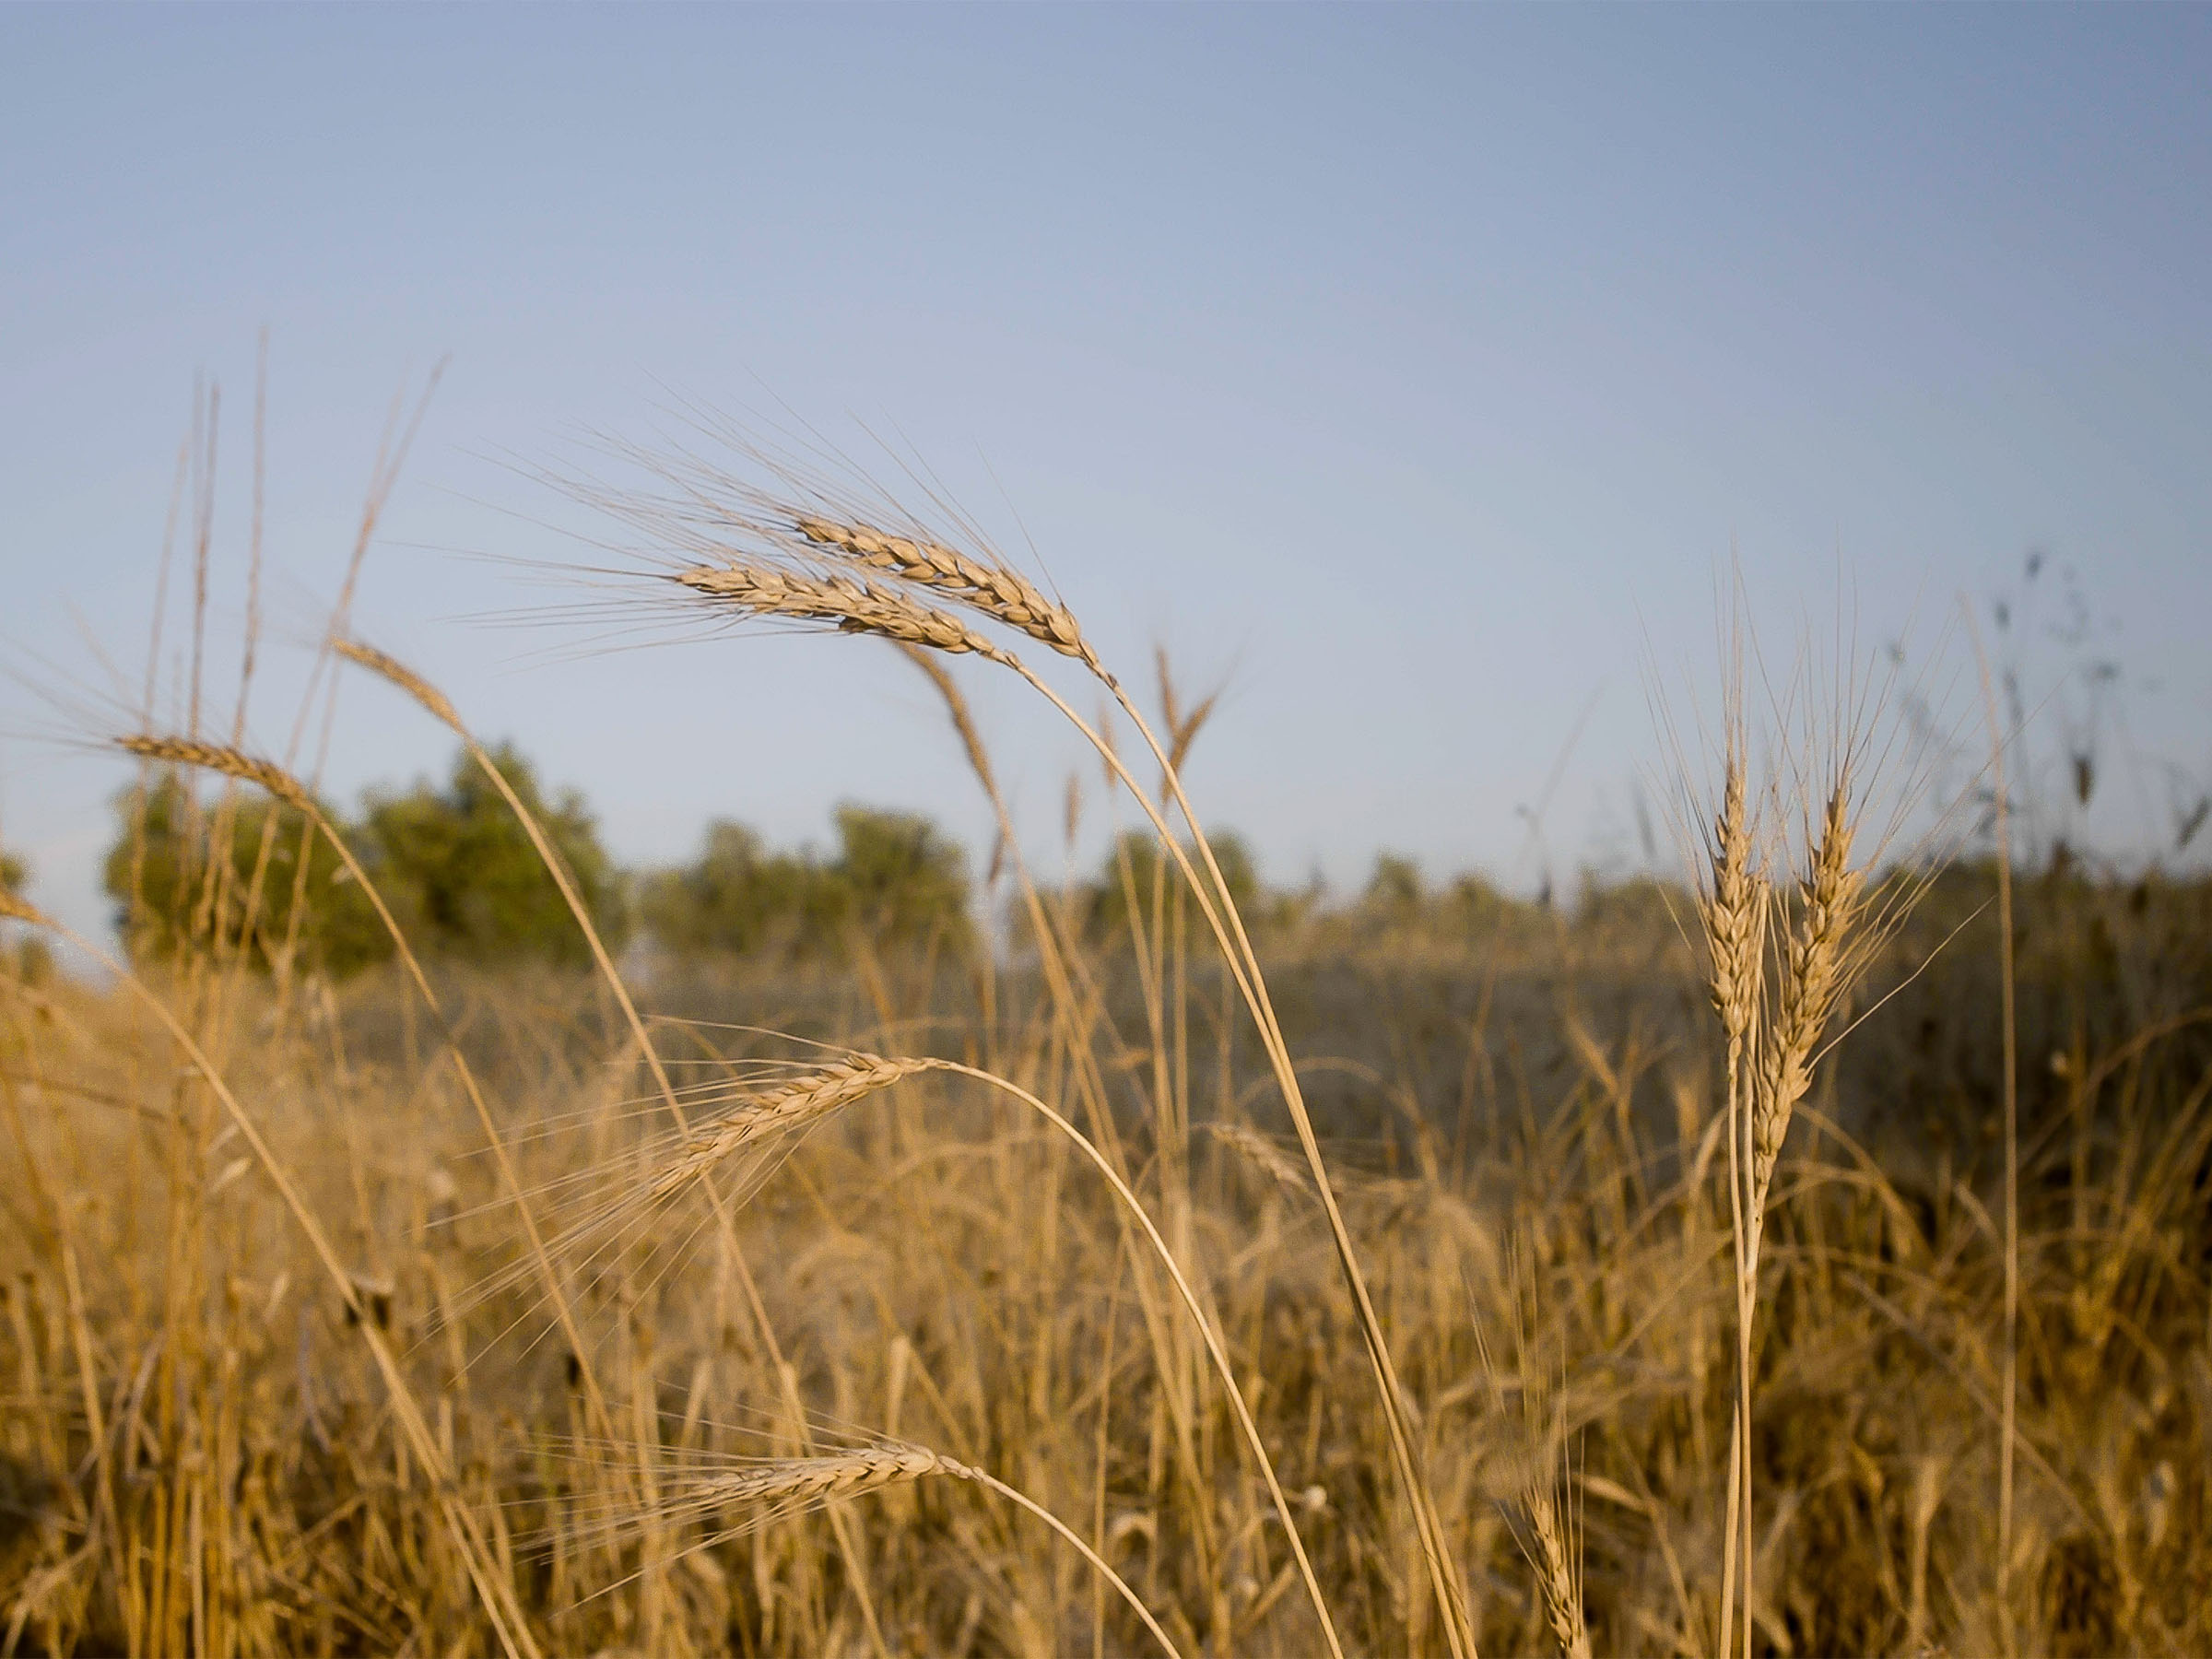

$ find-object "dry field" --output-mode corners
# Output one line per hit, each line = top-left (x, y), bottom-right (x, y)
(3, 441), (2209, 1656)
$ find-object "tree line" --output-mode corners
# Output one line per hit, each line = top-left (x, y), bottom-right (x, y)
(14, 740), (1571, 979)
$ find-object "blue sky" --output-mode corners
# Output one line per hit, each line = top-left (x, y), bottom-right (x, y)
(5, 6), (2209, 941)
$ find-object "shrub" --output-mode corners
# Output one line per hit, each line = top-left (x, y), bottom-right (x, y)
(100, 771), (391, 974)
(361, 742), (626, 969)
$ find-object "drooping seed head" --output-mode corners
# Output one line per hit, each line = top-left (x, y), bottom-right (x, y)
(335, 638), (465, 734)
(673, 564), (1011, 662)
(793, 513), (1095, 666)
(688, 1441), (965, 1511)
(118, 735), (312, 812)
(1207, 1121), (1311, 1197)
(647, 1054), (932, 1204)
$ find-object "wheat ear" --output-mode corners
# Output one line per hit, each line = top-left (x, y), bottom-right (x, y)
(641, 1056), (928, 1203)
(671, 564), (1010, 659)
(1526, 1487), (1592, 1659)
(1751, 777), (1864, 1217)
(1701, 759), (1768, 1085)
(793, 512), (1098, 667)
(1206, 1120), (1312, 1197)
(118, 734), (312, 809)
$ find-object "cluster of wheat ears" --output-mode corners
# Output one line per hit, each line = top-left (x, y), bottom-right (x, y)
(22, 412), (2183, 1657)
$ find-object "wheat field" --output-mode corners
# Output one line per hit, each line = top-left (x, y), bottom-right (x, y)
(2, 446), (2208, 1657)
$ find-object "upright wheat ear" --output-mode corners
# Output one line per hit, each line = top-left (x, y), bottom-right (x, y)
(1526, 1486), (1592, 1659)
(1752, 778), (1864, 1208)
(1701, 759), (1767, 1079)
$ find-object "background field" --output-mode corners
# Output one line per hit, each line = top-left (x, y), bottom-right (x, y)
(5, 570), (2210, 1656)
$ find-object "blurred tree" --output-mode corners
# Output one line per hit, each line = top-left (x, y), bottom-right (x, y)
(816, 805), (971, 952)
(100, 771), (392, 974)
(641, 820), (812, 959)
(642, 806), (971, 960)
(363, 743), (625, 968)
(1088, 828), (1262, 942)
(1364, 853), (1424, 918)
(1, 841), (49, 983)
(1442, 872), (1513, 932)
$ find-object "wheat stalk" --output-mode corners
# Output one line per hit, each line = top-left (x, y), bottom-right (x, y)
(0, 889), (49, 927)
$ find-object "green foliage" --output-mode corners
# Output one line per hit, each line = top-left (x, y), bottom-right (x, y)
(101, 771), (392, 974)
(1364, 853), (1424, 917)
(1, 842), (49, 983)
(641, 820), (813, 959)
(643, 806), (971, 960)
(362, 743), (626, 969)
(815, 805), (971, 951)
(1087, 828), (1263, 942)
(1573, 872), (1691, 937)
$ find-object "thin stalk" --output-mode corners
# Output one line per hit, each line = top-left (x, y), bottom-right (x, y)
(1005, 658), (1473, 1657)
(932, 1059), (1347, 1659)
(959, 1464), (1187, 1659)
(1971, 613), (2019, 1645)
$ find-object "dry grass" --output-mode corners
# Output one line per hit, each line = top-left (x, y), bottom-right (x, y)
(4, 435), (2210, 1659)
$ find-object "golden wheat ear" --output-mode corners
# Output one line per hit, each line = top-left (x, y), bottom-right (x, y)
(671, 563), (1012, 659)
(1752, 775), (1866, 1206)
(332, 636), (465, 732)
(792, 512), (1098, 666)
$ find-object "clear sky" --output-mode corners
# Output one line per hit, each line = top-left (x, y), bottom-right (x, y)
(5, 6), (2209, 942)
